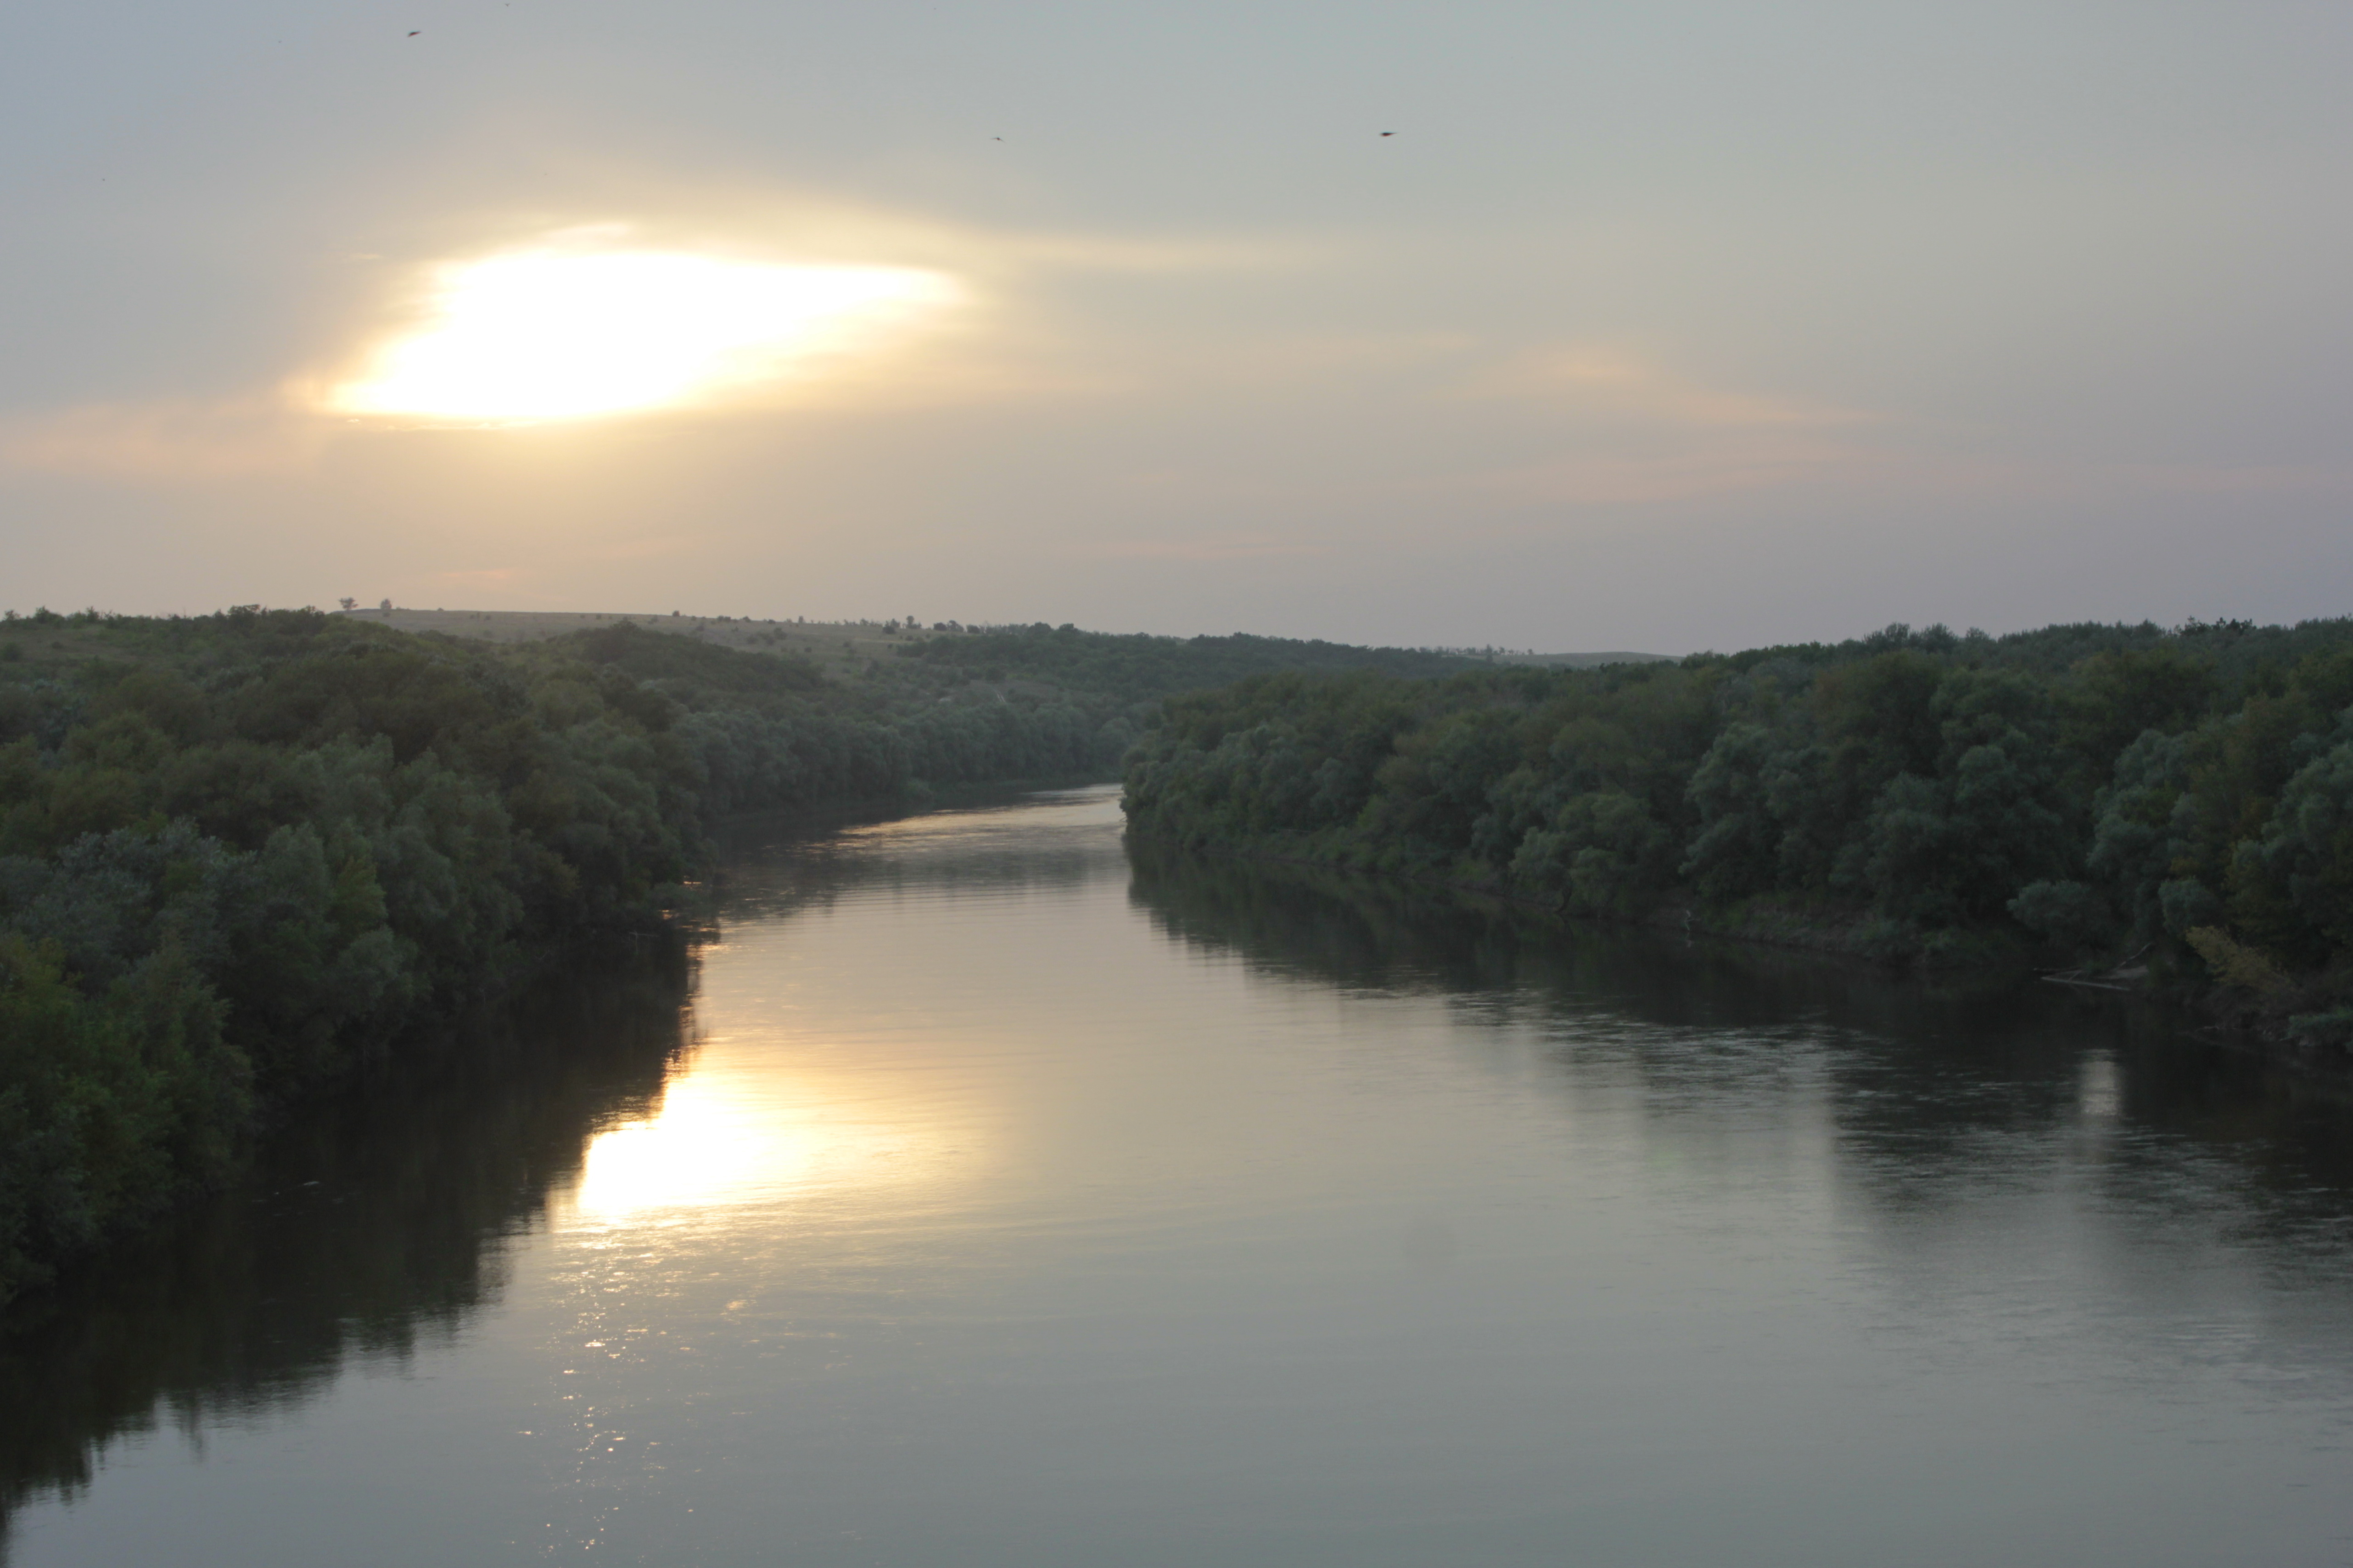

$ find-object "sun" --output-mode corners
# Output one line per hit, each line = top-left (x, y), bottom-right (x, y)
(325, 246), (963, 421)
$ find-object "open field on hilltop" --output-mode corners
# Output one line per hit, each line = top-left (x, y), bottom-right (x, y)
(342, 608), (1671, 673)
(344, 606), (951, 669)
(1496, 650), (1675, 668)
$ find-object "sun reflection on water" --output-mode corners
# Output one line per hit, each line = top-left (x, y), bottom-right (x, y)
(560, 1037), (969, 1225)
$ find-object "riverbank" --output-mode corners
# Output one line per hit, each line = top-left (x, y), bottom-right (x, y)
(23, 786), (2353, 1565)
(1123, 829), (2006, 966)
(0, 766), (1123, 1324)
(1123, 828), (2353, 1075)
(0, 605), (1144, 1310)
(1117, 619), (2353, 1073)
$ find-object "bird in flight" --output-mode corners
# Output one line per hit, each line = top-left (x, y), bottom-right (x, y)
(1380, 131), (1395, 136)
(408, 30), (420, 36)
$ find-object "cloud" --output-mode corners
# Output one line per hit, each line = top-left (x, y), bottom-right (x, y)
(1431, 346), (1895, 507)
(3, 212), (1191, 468)
(0, 398), (325, 480)
(320, 247), (968, 423)
(986, 231), (1323, 274)
(1468, 437), (2353, 514)
(1077, 534), (1335, 562)
(1458, 346), (1882, 429)
(1862, 454), (2353, 505)
(1468, 438), (1886, 507)
(287, 204), (1293, 429)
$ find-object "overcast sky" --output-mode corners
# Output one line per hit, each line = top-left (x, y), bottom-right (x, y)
(5, 0), (2349, 651)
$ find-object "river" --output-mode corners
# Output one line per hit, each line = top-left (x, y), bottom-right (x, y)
(6, 785), (2353, 1566)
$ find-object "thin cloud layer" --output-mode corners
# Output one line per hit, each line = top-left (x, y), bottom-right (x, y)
(1, 0), (2349, 646)
(323, 247), (965, 423)
(1460, 347), (1881, 429)
(1, 399), (325, 481)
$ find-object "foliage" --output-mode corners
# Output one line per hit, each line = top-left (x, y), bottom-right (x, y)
(2183, 927), (2290, 995)
(0, 946), (689, 1511)
(903, 621), (1480, 703)
(1124, 617), (2353, 1016)
(0, 607), (1166, 1306)
(0, 611), (687, 1303)
(0, 605), (1488, 1304)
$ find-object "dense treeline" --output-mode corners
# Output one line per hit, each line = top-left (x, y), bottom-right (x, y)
(0, 608), (1129, 1308)
(1123, 618), (2353, 1046)
(0, 603), (1481, 1306)
(553, 622), (1124, 810)
(904, 621), (1478, 703)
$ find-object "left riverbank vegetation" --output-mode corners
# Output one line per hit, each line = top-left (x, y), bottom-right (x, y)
(0, 949), (691, 1511)
(0, 605), (1504, 1310)
(1122, 616), (2353, 1053)
(0, 605), (1121, 1310)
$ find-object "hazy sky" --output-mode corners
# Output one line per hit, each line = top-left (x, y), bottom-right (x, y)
(6, 0), (2349, 651)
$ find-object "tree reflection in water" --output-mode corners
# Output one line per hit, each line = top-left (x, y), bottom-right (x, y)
(11, 824), (2353, 1564)
(0, 943), (696, 1548)
(1124, 842), (2353, 1287)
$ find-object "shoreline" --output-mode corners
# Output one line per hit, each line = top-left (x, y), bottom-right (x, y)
(0, 775), (1118, 1327)
(1121, 827), (2350, 1075)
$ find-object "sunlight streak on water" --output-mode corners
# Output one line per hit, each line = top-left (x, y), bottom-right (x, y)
(563, 1051), (972, 1223)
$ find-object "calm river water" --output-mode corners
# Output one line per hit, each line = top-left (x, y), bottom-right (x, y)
(7, 786), (2353, 1566)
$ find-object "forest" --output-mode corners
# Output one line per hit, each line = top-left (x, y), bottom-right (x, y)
(12, 605), (2351, 1310)
(901, 621), (1476, 703)
(1122, 617), (2353, 1046)
(0, 606), (1482, 1307)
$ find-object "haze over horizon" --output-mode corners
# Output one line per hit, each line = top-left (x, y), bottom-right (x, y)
(6, 0), (2349, 651)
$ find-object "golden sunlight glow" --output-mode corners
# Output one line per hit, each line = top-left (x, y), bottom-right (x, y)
(327, 246), (962, 421)
(566, 1052), (953, 1221)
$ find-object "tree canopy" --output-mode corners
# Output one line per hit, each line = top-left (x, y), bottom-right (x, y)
(1122, 617), (2353, 1037)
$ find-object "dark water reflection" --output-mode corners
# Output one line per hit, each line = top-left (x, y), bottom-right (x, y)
(0, 947), (694, 1543)
(1131, 842), (2353, 1381)
(7, 789), (2353, 1567)
(1131, 840), (2353, 1226)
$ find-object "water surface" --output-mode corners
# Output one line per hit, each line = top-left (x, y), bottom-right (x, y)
(8, 787), (2353, 1565)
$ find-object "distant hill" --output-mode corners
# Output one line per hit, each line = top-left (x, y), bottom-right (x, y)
(345, 607), (1494, 706)
(342, 606), (913, 670)
(900, 624), (1482, 704)
(1497, 650), (1677, 669)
